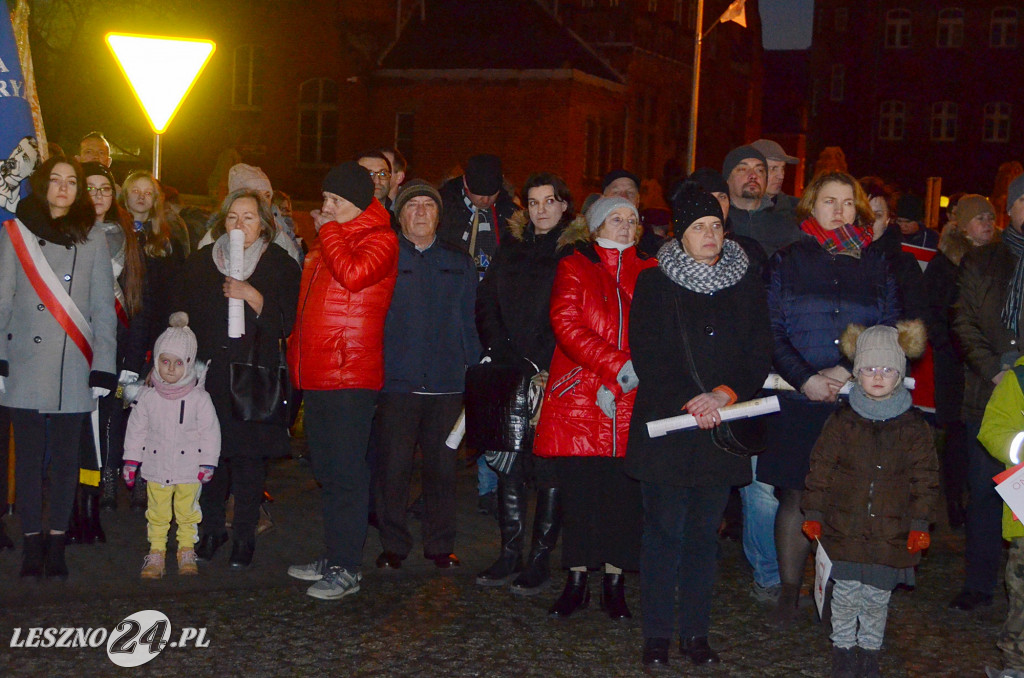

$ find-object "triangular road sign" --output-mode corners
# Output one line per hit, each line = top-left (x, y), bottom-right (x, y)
(105, 33), (216, 134)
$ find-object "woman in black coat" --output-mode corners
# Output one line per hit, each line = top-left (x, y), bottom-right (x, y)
(627, 183), (772, 667)
(474, 172), (575, 594)
(179, 189), (300, 569)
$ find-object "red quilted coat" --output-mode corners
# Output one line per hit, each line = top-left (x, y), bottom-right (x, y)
(533, 242), (656, 458)
(288, 200), (399, 391)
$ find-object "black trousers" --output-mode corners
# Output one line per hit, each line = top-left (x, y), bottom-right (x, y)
(199, 456), (266, 544)
(0, 406), (9, 511)
(377, 393), (462, 558)
(10, 409), (86, 534)
(304, 389), (378, 570)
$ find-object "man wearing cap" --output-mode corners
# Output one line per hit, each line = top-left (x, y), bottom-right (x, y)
(750, 138), (800, 215)
(287, 161), (398, 600)
(374, 180), (482, 572)
(895, 194), (939, 249)
(602, 169), (642, 207)
(949, 174), (1024, 612)
(722, 144), (801, 258)
(438, 153), (516, 278)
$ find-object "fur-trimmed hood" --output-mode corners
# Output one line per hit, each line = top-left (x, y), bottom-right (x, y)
(557, 212), (593, 251)
(840, 319), (927, 364)
(938, 222), (988, 266)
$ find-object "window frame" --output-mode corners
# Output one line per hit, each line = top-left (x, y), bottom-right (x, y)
(878, 100), (906, 141)
(296, 78), (339, 167)
(936, 8), (965, 48)
(885, 8), (912, 48)
(930, 101), (958, 142)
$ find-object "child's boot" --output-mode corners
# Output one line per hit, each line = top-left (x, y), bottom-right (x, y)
(177, 548), (198, 576)
(830, 645), (856, 678)
(140, 550), (165, 579)
(858, 648), (882, 678)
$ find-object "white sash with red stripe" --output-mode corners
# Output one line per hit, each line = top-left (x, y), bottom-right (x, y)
(4, 219), (94, 365)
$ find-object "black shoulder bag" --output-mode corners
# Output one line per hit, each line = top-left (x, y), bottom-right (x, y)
(229, 319), (293, 427)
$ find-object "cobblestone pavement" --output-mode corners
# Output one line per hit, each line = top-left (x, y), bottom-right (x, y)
(0, 439), (1007, 677)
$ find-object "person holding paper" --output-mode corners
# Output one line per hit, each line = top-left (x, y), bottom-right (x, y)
(179, 189), (300, 570)
(802, 323), (937, 678)
(625, 182), (771, 667)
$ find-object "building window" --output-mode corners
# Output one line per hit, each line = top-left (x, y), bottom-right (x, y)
(297, 78), (338, 165)
(673, 0), (683, 23)
(931, 101), (958, 142)
(879, 100), (906, 141)
(983, 102), (1012, 142)
(829, 64), (845, 102)
(885, 9), (911, 48)
(992, 7), (1019, 47)
(834, 7), (849, 33)
(608, 0), (620, 7)
(232, 45), (263, 109)
(394, 112), (415, 164)
(647, 0), (658, 11)
(937, 8), (964, 48)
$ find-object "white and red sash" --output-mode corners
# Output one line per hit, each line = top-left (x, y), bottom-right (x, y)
(4, 219), (94, 365)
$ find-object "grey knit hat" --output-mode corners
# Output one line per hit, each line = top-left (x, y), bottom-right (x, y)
(853, 325), (905, 376)
(585, 196), (638, 233)
(1008, 174), (1024, 214)
(394, 179), (443, 215)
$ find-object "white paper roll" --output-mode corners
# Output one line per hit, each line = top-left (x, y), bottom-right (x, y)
(446, 409), (466, 449)
(762, 373), (915, 394)
(227, 229), (245, 338)
(646, 396), (781, 438)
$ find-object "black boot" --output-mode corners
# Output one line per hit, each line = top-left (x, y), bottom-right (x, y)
(830, 645), (857, 678)
(44, 533), (68, 580)
(82, 491), (106, 544)
(65, 487), (85, 545)
(858, 648), (882, 678)
(770, 583), (802, 628)
(20, 534), (45, 578)
(229, 538), (255, 570)
(99, 467), (118, 512)
(195, 532), (228, 561)
(130, 477), (147, 513)
(475, 472), (525, 586)
(511, 485), (561, 596)
(0, 521), (13, 550)
(548, 570), (590, 618)
(601, 572), (632, 620)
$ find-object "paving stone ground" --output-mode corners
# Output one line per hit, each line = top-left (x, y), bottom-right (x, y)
(0, 437), (1007, 676)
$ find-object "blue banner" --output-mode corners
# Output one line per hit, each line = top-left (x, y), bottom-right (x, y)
(0, 7), (39, 222)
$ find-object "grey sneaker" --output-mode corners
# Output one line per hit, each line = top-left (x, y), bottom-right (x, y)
(306, 566), (362, 600)
(288, 557), (328, 581)
(750, 581), (782, 605)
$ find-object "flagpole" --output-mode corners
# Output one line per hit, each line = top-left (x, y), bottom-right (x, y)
(685, 0), (704, 176)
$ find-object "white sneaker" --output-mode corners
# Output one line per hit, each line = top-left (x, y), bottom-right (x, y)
(288, 557), (328, 581)
(306, 566), (361, 600)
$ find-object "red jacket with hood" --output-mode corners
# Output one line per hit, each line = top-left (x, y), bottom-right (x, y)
(288, 200), (398, 390)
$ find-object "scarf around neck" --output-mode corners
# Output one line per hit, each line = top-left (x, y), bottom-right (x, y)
(595, 237), (631, 252)
(1001, 225), (1024, 334)
(212, 233), (269, 280)
(849, 382), (912, 421)
(800, 217), (872, 257)
(656, 238), (748, 294)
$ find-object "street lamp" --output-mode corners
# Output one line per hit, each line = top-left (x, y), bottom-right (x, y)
(105, 33), (216, 179)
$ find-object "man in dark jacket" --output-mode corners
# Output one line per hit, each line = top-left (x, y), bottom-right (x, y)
(376, 180), (482, 571)
(723, 145), (801, 258)
(895, 194), (939, 249)
(949, 174), (1024, 611)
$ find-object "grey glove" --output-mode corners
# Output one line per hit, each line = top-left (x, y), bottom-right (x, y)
(616, 360), (639, 393)
(596, 385), (616, 418)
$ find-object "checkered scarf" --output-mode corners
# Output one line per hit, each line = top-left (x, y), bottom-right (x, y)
(799, 217), (872, 256)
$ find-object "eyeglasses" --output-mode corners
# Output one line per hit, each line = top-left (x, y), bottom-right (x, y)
(858, 366), (898, 378)
(367, 170), (391, 180)
(87, 186), (114, 196)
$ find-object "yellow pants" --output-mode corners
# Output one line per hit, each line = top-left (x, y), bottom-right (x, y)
(146, 482), (202, 552)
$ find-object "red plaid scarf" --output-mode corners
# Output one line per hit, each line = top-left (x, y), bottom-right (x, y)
(799, 217), (872, 255)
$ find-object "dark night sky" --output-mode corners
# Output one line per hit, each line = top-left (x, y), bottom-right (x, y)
(760, 0), (814, 50)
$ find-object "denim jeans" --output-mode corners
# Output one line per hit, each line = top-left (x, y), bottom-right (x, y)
(478, 455), (498, 495)
(739, 456), (780, 589)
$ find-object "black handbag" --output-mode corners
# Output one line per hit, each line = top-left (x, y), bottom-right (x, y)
(674, 298), (765, 457)
(465, 358), (543, 454)
(229, 321), (293, 427)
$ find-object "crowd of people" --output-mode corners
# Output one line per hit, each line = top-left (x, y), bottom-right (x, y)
(4, 130), (1024, 677)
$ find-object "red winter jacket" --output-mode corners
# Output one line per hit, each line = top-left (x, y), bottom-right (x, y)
(288, 200), (398, 391)
(533, 243), (657, 458)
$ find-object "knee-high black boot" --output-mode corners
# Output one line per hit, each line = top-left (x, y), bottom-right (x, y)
(475, 469), (525, 586)
(510, 485), (561, 595)
(44, 533), (68, 580)
(65, 486), (85, 545)
(99, 467), (118, 512)
(81, 488), (105, 544)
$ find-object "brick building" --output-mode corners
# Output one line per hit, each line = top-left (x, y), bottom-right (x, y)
(807, 1), (1024, 195)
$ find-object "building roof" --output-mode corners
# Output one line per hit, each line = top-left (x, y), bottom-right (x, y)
(378, 0), (624, 84)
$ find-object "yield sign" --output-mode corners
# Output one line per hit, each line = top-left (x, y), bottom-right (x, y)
(105, 33), (216, 134)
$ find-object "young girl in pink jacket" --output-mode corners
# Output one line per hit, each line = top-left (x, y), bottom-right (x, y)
(123, 312), (221, 578)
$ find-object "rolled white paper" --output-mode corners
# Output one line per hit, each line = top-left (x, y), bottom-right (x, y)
(646, 396), (781, 439)
(227, 229), (245, 338)
(762, 373), (914, 395)
(446, 409), (466, 449)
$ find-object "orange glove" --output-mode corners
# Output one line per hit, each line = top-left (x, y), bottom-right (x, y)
(907, 530), (930, 553)
(801, 520), (822, 541)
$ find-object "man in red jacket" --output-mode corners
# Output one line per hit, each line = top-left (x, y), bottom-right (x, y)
(286, 161), (399, 600)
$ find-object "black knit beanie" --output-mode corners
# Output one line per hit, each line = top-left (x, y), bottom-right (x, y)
(671, 181), (724, 238)
(722, 145), (766, 178)
(322, 161), (374, 210)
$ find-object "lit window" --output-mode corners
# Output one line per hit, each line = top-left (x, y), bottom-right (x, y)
(937, 8), (964, 48)
(879, 100), (906, 141)
(992, 7), (1019, 47)
(830, 64), (845, 102)
(297, 78), (338, 165)
(931, 101), (958, 142)
(983, 102), (1011, 142)
(885, 8), (911, 48)
(232, 45), (263, 109)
